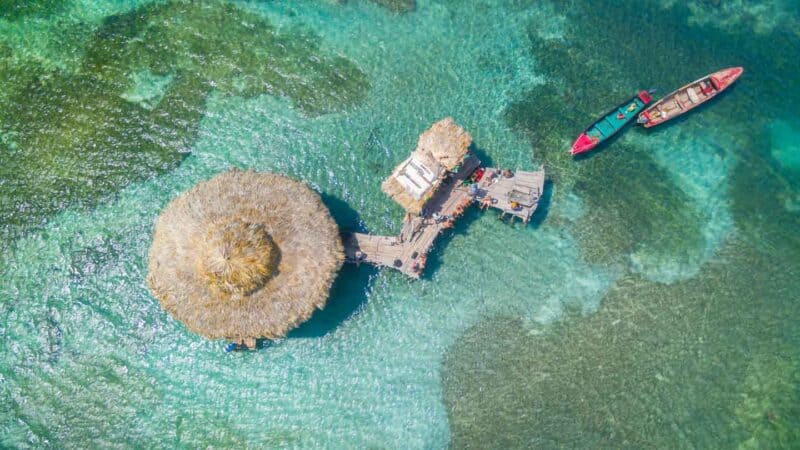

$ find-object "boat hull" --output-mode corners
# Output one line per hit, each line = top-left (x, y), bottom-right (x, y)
(570, 90), (653, 155)
(638, 67), (743, 128)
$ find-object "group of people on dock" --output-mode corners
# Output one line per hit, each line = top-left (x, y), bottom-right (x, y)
(432, 212), (455, 229)
(471, 166), (515, 211)
(450, 197), (472, 221)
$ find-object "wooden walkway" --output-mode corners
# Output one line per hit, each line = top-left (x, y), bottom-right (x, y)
(343, 156), (545, 278)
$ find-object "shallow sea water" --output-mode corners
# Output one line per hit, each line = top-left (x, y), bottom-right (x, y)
(1, 0), (798, 448)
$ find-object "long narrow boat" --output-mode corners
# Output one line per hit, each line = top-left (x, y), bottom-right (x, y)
(637, 67), (743, 128)
(570, 90), (653, 155)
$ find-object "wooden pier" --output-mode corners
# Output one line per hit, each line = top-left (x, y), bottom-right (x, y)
(475, 165), (545, 223)
(343, 155), (545, 278)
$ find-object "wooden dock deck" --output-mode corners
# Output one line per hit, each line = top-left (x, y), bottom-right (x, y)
(475, 166), (545, 223)
(343, 156), (545, 278)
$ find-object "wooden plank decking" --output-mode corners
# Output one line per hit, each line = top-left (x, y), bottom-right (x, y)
(475, 166), (545, 223)
(343, 156), (545, 278)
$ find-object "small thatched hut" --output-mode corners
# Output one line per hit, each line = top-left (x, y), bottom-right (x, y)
(146, 169), (343, 341)
(381, 117), (472, 214)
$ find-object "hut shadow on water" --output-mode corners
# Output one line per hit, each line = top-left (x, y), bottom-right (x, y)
(289, 263), (377, 339)
(289, 193), (376, 339)
(420, 205), (482, 280)
(319, 193), (368, 234)
(469, 142), (494, 168)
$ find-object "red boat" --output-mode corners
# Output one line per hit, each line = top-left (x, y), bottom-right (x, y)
(570, 90), (653, 155)
(637, 67), (743, 128)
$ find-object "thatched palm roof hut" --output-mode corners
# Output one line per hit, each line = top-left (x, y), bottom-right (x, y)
(381, 117), (472, 214)
(146, 169), (343, 340)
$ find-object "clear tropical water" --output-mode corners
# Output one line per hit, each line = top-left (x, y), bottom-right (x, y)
(1, 0), (798, 448)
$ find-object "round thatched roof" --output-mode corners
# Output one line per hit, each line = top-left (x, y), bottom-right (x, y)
(147, 169), (343, 340)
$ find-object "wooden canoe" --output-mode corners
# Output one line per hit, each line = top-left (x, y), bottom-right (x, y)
(637, 67), (743, 128)
(570, 90), (653, 155)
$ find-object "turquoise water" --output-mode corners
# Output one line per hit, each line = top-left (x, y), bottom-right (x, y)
(1, 0), (798, 447)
